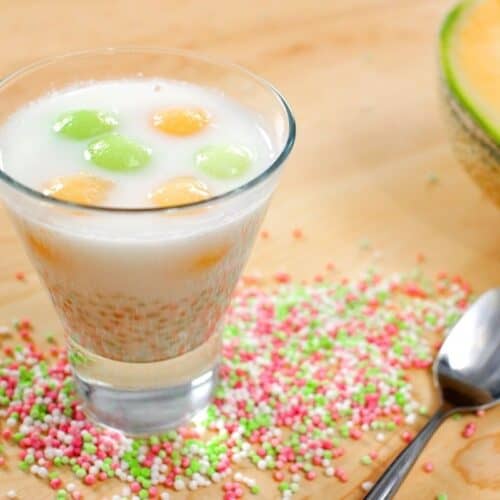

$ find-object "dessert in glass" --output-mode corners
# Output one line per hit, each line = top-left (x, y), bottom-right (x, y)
(0, 49), (295, 434)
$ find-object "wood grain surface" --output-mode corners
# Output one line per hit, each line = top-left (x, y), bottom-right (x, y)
(0, 0), (499, 498)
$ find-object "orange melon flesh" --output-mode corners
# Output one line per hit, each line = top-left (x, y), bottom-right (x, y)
(43, 173), (114, 206)
(441, 0), (500, 143)
(149, 176), (211, 208)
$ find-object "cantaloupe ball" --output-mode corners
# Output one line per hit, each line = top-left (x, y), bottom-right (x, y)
(149, 176), (211, 208)
(152, 108), (209, 136)
(43, 173), (114, 206)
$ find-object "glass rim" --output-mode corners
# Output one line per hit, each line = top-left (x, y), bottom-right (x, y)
(0, 47), (296, 213)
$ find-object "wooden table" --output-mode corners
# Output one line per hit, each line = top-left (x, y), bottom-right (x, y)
(0, 0), (499, 498)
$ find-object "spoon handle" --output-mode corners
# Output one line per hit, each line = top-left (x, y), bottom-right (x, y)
(365, 406), (449, 500)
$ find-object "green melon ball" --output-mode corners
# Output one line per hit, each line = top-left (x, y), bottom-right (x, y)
(53, 109), (118, 140)
(195, 145), (252, 180)
(85, 133), (152, 172)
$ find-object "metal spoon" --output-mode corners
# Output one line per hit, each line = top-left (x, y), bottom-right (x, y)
(365, 288), (500, 500)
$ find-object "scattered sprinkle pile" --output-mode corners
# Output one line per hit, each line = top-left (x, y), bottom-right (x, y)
(0, 270), (475, 499)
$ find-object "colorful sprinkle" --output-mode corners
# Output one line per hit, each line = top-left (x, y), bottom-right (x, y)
(53, 110), (118, 140)
(462, 422), (477, 438)
(0, 268), (473, 498)
(423, 461), (434, 473)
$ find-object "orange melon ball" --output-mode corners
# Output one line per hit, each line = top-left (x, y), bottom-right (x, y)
(43, 173), (114, 206)
(152, 108), (209, 136)
(149, 176), (211, 208)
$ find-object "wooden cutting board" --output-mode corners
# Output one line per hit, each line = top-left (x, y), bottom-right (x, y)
(0, 0), (498, 498)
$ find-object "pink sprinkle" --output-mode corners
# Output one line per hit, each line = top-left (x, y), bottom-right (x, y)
(15, 271), (26, 281)
(369, 451), (378, 460)
(422, 461), (434, 473)
(292, 228), (303, 239)
(84, 474), (96, 486)
(0, 457), (5, 466)
(274, 471), (285, 481)
(149, 486), (158, 497)
(260, 230), (270, 240)
(49, 478), (62, 489)
(274, 272), (291, 284)
(130, 481), (141, 493)
(476, 409), (485, 417)
(306, 470), (316, 480)
(462, 422), (477, 438)
(335, 467), (348, 482)
(401, 431), (413, 443)
(350, 428), (362, 440)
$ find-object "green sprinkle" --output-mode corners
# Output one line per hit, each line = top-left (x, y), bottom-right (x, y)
(18, 461), (30, 472)
(278, 482), (291, 492)
(250, 485), (260, 495)
(418, 406), (429, 416)
(360, 455), (372, 465)
(436, 494), (448, 500)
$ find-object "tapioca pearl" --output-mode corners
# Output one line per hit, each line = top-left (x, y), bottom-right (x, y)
(195, 144), (252, 179)
(53, 109), (118, 140)
(85, 133), (152, 172)
(43, 173), (114, 206)
(152, 108), (209, 136)
(149, 176), (211, 208)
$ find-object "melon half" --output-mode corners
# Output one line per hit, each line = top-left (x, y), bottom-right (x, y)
(440, 0), (500, 207)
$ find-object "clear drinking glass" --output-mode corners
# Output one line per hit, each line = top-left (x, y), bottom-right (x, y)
(0, 49), (295, 434)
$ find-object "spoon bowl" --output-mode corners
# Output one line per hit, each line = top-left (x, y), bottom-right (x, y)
(366, 288), (500, 500)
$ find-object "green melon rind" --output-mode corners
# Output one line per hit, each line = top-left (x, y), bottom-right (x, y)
(439, 0), (500, 145)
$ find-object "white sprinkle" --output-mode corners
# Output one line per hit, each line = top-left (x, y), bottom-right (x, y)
(188, 480), (198, 490)
(362, 481), (374, 491)
(376, 432), (385, 442)
(405, 413), (416, 425)
(257, 459), (267, 470)
(291, 473), (301, 482)
(174, 479), (185, 491)
(234, 471), (243, 481)
(160, 493), (170, 500)
(6, 491), (17, 499)
(325, 466), (335, 477)
(66, 483), (76, 492)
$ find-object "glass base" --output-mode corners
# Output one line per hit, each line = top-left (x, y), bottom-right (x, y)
(73, 363), (219, 436)
(68, 334), (221, 436)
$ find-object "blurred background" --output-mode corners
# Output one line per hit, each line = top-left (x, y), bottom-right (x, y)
(1, 0), (498, 289)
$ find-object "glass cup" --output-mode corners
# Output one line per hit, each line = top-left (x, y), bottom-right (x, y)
(0, 49), (295, 435)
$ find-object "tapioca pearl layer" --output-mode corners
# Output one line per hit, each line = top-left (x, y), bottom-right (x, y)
(47, 267), (240, 363)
